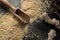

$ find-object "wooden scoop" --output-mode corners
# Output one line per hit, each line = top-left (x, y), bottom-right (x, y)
(0, 0), (30, 24)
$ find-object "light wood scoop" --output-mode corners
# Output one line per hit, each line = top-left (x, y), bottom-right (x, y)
(0, 0), (30, 24)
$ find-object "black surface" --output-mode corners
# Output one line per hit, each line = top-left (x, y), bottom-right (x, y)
(23, 19), (60, 40)
(0, 3), (8, 14)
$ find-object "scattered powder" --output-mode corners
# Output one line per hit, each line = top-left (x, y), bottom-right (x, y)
(0, 11), (28, 40)
(0, 0), (46, 40)
(21, 0), (43, 23)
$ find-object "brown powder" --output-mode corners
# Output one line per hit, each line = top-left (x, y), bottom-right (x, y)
(0, 11), (28, 40)
(0, 0), (44, 40)
(21, 0), (45, 23)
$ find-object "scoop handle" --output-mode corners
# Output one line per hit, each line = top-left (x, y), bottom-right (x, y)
(0, 0), (16, 12)
(0, 0), (30, 24)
